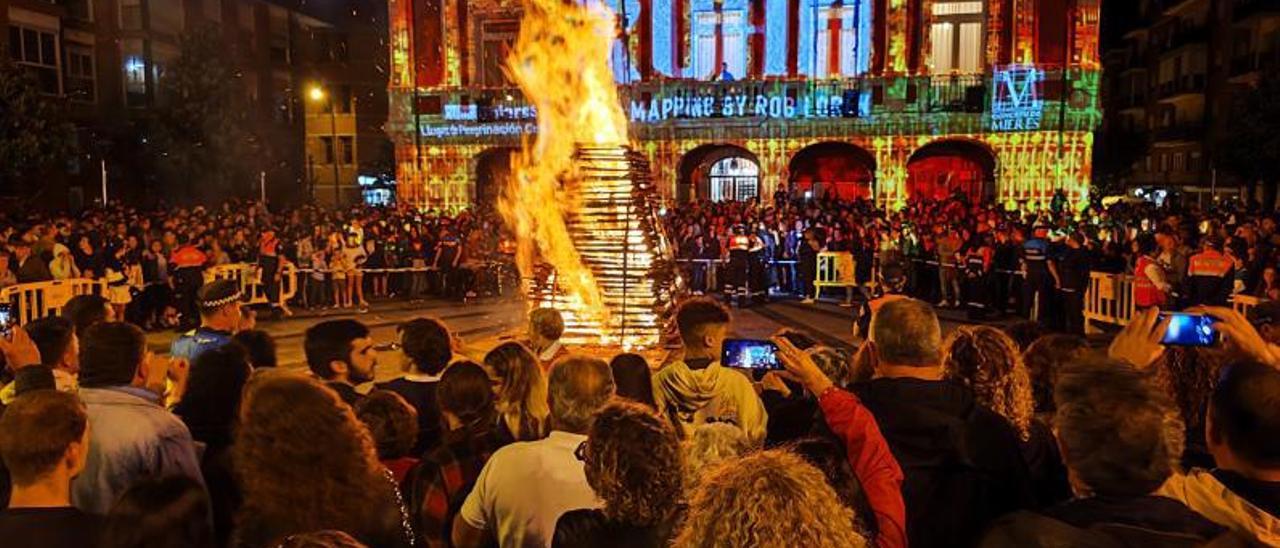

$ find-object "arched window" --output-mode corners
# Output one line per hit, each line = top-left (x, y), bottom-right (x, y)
(709, 156), (760, 202)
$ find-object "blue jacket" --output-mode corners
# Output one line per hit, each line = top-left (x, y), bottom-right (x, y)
(72, 386), (205, 514)
(170, 327), (234, 362)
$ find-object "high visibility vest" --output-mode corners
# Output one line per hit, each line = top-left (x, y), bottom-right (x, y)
(1188, 250), (1232, 278)
(1134, 255), (1166, 308)
(730, 235), (751, 251)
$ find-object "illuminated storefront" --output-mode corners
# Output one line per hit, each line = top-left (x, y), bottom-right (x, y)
(387, 0), (1101, 211)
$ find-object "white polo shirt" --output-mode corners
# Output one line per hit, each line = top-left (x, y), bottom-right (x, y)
(459, 430), (600, 548)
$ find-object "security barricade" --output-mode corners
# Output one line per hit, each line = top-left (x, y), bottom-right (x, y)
(0, 278), (108, 326)
(1084, 272), (1137, 334)
(814, 252), (858, 301)
(205, 262), (298, 310)
(1232, 294), (1262, 318)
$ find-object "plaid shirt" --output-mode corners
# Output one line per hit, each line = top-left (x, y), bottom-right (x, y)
(407, 422), (508, 548)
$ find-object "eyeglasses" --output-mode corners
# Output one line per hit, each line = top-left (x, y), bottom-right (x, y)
(574, 441), (589, 463)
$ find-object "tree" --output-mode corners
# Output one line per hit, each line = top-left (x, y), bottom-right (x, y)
(0, 56), (76, 195)
(1217, 66), (1280, 207)
(151, 25), (271, 202)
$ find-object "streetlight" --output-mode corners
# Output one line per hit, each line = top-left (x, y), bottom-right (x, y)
(308, 84), (341, 206)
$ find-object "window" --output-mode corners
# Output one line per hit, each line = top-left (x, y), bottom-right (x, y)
(120, 0), (143, 30)
(814, 4), (869, 77)
(1172, 152), (1185, 171)
(1159, 153), (1169, 172)
(122, 38), (148, 107)
(339, 136), (354, 165)
(319, 137), (335, 164)
(692, 10), (747, 80)
(8, 26), (61, 94)
(332, 32), (349, 62)
(1189, 151), (1202, 172)
(929, 1), (983, 73)
(67, 0), (93, 22)
(708, 156), (760, 202)
(65, 45), (96, 102)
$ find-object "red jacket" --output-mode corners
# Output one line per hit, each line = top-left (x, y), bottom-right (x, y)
(819, 388), (908, 548)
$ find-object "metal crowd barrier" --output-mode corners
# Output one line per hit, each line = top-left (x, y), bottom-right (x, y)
(814, 252), (859, 300)
(1083, 271), (1266, 333)
(205, 263), (299, 310)
(0, 278), (108, 326)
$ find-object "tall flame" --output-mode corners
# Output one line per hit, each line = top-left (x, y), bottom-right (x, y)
(500, 0), (631, 332)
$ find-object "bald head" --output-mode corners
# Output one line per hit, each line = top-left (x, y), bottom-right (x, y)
(871, 298), (942, 367)
(548, 356), (616, 434)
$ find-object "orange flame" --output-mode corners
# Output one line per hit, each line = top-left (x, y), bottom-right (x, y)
(500, 0), (630, 333)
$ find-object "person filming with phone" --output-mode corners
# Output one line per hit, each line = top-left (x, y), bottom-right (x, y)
(652, 298), (767, 445)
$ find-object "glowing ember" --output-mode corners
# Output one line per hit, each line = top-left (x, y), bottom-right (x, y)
(500, 0), (679, 348)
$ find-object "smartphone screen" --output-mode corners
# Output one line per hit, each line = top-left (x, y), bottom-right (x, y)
(721, 339), (783, 371)
(1160, 313), (1217, 347)
(0, 304), (11, 339)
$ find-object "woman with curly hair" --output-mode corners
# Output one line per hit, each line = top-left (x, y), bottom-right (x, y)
(483, 342), (549, 442)
(552, 400), (685, 547)
(943, 326), (1070, 507)
(1022, 333), (1090, 424)
(674, 449), (867, 547)
(232, 373), (413, 548)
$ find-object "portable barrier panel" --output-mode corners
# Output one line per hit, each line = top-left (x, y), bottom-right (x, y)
(0, 279), (107, 325)
(1083, 272), (1136, 334)
(814, 252), (858, 300)
(204, 263), (298, 309)
(1231, 294), (1261, 318)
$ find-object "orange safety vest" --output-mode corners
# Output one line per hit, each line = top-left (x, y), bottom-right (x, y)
(1188, 250), (1232, 278)
(1134, 255), (1166, 308)
(170, 246), (207, 269)
(730, 235), (751, 251)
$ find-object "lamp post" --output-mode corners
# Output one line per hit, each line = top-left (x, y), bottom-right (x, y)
(309, 85), (341, 206)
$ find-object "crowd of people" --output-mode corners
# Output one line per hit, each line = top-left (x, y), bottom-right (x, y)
(2, 260), (1280, 546)
(670, 190), (1280, 333)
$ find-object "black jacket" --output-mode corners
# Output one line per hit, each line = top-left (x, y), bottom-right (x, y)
(853, 377), (1035, 548)
(980, 495), (1241, 548)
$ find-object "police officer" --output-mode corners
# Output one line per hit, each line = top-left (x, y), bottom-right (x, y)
(170, 279), (244, 362)
(1020, 223), (1052, 322)
(855, 262), (908, 340)
(963, 233), (995, 320)
(1186, 235), (1234, 307)
(1053, 232), (1092, 335)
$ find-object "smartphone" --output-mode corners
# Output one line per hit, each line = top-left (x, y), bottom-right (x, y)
(0, 304), (12, 340)
(1160, 313), (1218, 347)
(721, 339), (783, 371)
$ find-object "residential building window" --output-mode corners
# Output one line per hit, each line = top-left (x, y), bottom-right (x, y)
(123, 38), (148, 107)
(691, 10), (747, 80)
(332, 33), (349, 62)
(339, 136), (354, 165)
(929, 0), (984, 73)
(8, 26), (61, 95)
(1159, 153), (1169, 172)
(120, 0), (143, 30)
(65, 45), (96, 102)
(320, 137), (335, 164)
(68, 0), (94, 22)
(1172, 152), (1185, 172)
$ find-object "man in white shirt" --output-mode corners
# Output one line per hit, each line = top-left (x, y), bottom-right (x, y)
(453, 356), (615, 548)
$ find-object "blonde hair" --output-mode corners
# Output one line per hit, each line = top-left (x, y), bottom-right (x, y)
(943, 325), (1035, 441)
(674, 449), (867, 547)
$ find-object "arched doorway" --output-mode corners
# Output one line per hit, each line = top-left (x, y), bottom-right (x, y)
(474, 147), (519, 209)
(906, 140), (997, 203)
(677, 144), (760, 203)
(788, 142), (876, 201)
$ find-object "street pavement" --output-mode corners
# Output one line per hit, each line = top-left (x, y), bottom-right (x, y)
(146, 295), (1034, 385)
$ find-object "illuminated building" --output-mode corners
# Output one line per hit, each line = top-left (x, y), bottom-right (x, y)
(387, 0), (1102, 211)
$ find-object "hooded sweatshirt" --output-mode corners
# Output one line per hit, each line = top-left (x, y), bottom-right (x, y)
(1159, 469), (1280, 546)
(652, 358), (767, 444)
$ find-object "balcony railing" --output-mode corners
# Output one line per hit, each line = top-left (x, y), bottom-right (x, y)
(1157, 74), (1206, 99)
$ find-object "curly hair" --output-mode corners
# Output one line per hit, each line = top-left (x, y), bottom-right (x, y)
(582, 401), (683, 526)
(233, 373), (403, 547)
(683, 422), (754, 490)
(674, 449), (867, 547)
(943, 325), (1035, 441)
(1154, 347), (1225, 433)
(356, 390), (419, 460)
(1023, 334), (1090, 415)
(484, 342), (549, 441)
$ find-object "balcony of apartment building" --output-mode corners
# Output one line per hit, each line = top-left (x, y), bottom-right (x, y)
(304, 92), (358, 205)
(1152, 121), (1204, 144)
(1234, 0), (1279, 23)
(1159, 25), (1210, 55)
(1156, 73), (1207, 102)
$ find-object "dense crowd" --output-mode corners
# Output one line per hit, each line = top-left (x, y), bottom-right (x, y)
(670, 190), (1279, 331)
(2, 267), (1280, 547)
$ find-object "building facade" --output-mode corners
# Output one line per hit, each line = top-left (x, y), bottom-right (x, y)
(1100, 0), (1279, 202)
(2, 0), (388, 207)
(388, 0), (1102, 211)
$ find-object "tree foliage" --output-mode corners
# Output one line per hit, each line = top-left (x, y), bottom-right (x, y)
(0, 56), (76, 190)
(151, 25), (271, 202)
(1217, 67), (1280, 189)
